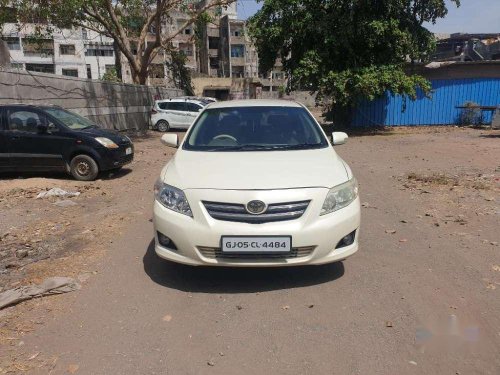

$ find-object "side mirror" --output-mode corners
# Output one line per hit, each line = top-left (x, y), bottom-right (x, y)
(37, 123), (48, 134)
(161, 133), (179, 148)
(332, 132), (348, 145)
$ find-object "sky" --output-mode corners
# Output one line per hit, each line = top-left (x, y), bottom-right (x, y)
(237, 0), (500, 34)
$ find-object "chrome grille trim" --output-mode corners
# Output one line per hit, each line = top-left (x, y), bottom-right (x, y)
(203, 200), (310, 224)
(198, 246), (316, 260)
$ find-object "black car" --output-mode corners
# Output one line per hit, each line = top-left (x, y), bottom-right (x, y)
(0, 104), (134, 181)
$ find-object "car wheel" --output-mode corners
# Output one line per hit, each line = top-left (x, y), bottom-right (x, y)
(70, 155), (99, 181)
(157, 120), (170, 132)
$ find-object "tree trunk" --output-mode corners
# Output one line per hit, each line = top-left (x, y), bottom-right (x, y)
(137, 69), (148, 85)
(130, 67), (148, 85)
(113, 41), (122, 81)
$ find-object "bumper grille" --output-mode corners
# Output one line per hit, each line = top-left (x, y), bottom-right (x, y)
(198, 246), (315, 260)
(203, 200), (310, 224)
(118, 154), (133, 165)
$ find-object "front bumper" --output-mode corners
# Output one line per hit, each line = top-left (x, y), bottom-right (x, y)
(99, 144), (134, 170)
(153, 188), (360, 267)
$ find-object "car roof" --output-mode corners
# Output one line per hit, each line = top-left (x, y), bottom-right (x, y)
(207, 99), (303, 109)
(0, 103), (62, 109)
(155, 98), (204, 104)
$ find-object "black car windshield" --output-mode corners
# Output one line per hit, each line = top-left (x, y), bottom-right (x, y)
(183, 106), (328, 151)
(44, 108), (97, 130)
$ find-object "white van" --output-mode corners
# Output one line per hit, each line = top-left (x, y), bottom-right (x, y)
(150, 98), (208, 132)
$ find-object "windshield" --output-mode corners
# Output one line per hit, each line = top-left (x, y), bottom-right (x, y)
(183, 106), (328, 151)
(44, 108), (97, 130)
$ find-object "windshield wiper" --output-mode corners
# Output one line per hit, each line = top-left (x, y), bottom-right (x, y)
(279, 143), (324, 150)
(201, 144), (324, 151)
(205, 144), (285, 151)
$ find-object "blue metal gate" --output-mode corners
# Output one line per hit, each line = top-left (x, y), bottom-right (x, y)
(351, 78), (500, 126)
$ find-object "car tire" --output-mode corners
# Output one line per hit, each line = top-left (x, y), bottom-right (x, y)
(157, 120), (170, 132)
(70, 155), (99, 181)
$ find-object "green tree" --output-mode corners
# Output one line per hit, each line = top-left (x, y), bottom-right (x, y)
(249, 0), (460, 114)
(165, 50), (195, 95)
(1, 0), (235, 84)
(101, 67), (121, 83)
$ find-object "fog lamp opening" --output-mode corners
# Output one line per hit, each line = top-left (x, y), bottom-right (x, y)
(335, 230), (356, 249)
(157, 232), (178, 251)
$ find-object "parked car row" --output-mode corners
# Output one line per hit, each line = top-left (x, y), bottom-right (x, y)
(1, 99), (360, 269)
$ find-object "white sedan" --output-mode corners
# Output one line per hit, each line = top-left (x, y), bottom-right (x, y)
(153, 99), (360, 266)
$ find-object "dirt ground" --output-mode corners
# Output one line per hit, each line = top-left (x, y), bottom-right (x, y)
(0, 125), (499, 374)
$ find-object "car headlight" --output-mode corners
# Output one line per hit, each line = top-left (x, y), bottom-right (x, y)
(321, 178), (358, 215)
(95, 137), (119, 149)
(154, 180), (193, 217)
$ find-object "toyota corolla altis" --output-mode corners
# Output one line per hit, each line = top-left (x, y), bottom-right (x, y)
(153, 100), (360, 266)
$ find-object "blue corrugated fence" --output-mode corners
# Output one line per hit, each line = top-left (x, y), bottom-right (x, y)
(351, 78), (500, 126)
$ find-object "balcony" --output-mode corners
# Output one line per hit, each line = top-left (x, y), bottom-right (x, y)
(230, 57), (245, 66)
(230, 36), (245, 45)
(207, 28), (220, 38)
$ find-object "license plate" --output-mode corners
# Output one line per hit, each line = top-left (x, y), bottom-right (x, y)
(221, 236), (291, 253)
(126, 147), (133, 155)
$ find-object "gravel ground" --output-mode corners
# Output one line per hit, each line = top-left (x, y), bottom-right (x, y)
(0, 126), (499, 374)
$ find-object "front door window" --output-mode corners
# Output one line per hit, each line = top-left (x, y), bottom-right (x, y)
(8, 110), (45, 133)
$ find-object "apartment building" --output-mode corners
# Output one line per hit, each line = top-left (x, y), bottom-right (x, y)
(2, 23), (117, 80)
(1, 1), (286, 90)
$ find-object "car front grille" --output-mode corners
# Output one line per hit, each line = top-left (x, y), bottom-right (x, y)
(119, 154), (133, 164)
(202, 200), (310, 224)
(197, 246), (315, 260)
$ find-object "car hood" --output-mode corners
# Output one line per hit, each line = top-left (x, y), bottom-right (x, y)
(162, 147), (349, 190)
(76, 127), (130, 144)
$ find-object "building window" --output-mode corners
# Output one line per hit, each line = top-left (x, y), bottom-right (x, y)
(10, 63), (24, 70)
(232, 66), (244, 78)
(82, 29), (88, 40)
(84, 44), (114, 57)
(179, 43), (193, 57)
(208, 37), (219, 49)
(231, 45), (244, 58)
(272, 72), (284, 80)
(60, 44), (76, 55)
(22, 39), (54, 57)
(3, 37), (21, 50)
(209, 57), (219, 69)
(25, 63), (55, 74)
(148, 64), (165, 79)
(231, 29), (243, 37)
(62, 69), (78, 77)
(86, 64), (92, 79)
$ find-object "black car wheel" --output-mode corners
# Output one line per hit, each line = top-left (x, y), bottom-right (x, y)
(157, 120), (170, 132)
(70, 155), (99, 181)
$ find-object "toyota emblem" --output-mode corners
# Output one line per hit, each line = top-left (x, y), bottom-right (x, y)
(246, 200), (267, 215)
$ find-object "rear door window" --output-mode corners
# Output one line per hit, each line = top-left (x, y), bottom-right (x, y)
(158, 102), (187, 111)
(169, 102), (186, 111)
